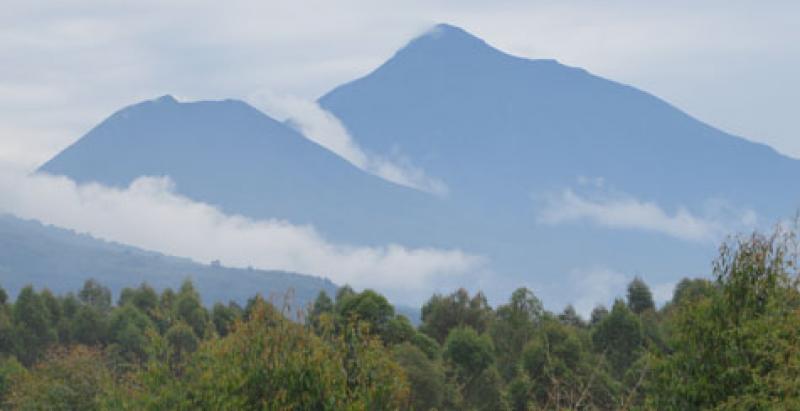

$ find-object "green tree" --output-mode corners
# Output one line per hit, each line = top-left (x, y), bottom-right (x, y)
(443, 326), (506, 409)
(558, 304), (585, 328)
(175, 279), (210, 338)
(335, 289), (395, 339)
(626, 276), (655, 314)
(5, 346), (115, 410)
(108, 304), (156, 364)
(507, 372), (533, 411)
(116, 299), (409, 410)
(410, 332), (440, 360)
(444, 326), (494, 379)
(119, 283), (159, 317)
(335, 285), (356, 303)
(421, 288), (493, 343)
(589, 304), (609, 326)
(490, 287), (543, 380)
(164, 321), (199, 371)
(384, 315), (416, 346)
(211, 302), (241, 337)
(79, 279), (112, 314)
(0, 356), (25, 404)
(0, 305), (13, 356)
(592, 299), (643, 378)
(72, 304), (108, 346)
(648, 229), (800, 409)
(521, 318), (615, 409)
(13, 286), (57, 365)
(671, 277), (716, 306)
(0, 286), (10, 355)
(306, 290), (334, 333)
(393, 343), (444, 410)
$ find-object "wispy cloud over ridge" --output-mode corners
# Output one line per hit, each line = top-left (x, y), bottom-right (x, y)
(0, 168), (481, 304)
(537, 185), (758, 243)
(249, 93), (449, 196)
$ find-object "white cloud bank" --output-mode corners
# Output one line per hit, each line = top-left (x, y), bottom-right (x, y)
(538, 187), (757, 243)
(0, 168), (481, 304)
(249, 93), (448, 196)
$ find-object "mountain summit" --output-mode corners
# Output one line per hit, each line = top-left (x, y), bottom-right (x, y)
(320, 24), (798, 215)
(393, 23), (504, 61)
(38, 96), (442, 245)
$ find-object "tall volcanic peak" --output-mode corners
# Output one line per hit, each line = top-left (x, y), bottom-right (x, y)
(319, 22), (800, 220)
(385, 23), (565, 69)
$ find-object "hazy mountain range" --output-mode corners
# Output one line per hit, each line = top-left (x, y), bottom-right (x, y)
(0, 214), (336, 308)
(23, 23), (800, 311)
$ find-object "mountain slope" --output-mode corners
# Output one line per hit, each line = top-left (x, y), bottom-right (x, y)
(319, 24), (800, 217)
(0, 214), (336, 306)
(38, 95), (449, 246)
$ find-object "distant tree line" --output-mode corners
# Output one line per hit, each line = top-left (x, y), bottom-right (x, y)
(2, 225), (800, 409)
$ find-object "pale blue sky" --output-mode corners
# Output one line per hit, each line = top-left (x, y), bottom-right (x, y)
(1, 0), (798, 169)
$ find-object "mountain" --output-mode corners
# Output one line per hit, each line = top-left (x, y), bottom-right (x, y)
(319, 24), (800, 218)
(38, 95), (451, 246)
(36, 24), (800, 309)
(0, 213), (336, 307)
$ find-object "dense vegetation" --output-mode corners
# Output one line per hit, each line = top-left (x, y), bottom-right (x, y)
(2, 226), (800, 409)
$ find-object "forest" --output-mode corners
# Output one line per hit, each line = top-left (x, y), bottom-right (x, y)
(1, 225), (800, 410)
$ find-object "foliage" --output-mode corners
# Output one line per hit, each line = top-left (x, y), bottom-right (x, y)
(392, 343), (444, 410)
(627, 276), (656, 314)
(3, 224), (800, 409)
(116, 300), (409, 410)
(5, 346), (114, 410)
(490, 287), (543, 380)
(0, 356), (25, 404)
(420, 288), (493, 343)
(648, 228), (800, 409)
(12, 286), (57, 366)
(592, 299), (643, 378)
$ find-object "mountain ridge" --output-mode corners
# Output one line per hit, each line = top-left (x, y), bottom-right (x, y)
(0, 213), (337, 307)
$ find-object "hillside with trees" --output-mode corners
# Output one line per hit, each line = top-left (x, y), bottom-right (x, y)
(2, 225), (800, 409)
(0, 214), (336, 309)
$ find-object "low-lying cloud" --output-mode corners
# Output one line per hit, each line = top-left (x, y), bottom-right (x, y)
(0, 167), (481, 304)
(249, 93), (449, 196)
(538, 187), (757, 243)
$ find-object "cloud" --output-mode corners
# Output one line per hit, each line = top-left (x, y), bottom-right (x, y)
(249, 92), (448, 196)
(0, 168), (482, 304)
(538, 187), (757, 243)
(568, 267), (678, 317)
(569, 266), (629, 318)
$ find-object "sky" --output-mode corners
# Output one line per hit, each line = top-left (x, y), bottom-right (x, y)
(0, 1), (797, 310)
(1, 0), (799, 171)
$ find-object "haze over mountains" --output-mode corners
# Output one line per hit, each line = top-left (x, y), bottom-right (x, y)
(28, 23), (800, 311)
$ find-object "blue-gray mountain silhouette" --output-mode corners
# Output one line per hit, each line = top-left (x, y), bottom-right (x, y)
(37, 24), (800, 308)
(38, 95), (451, 246)
(320, 24), (799, 219)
